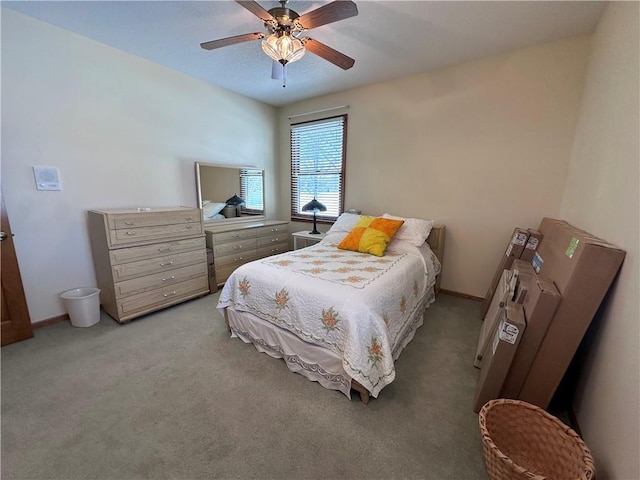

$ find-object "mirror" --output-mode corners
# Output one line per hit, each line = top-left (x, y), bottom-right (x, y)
(195, 162), (265, 224)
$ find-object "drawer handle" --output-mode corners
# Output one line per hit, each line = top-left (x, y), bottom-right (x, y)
(160, 261), (174, 266)
(234, 257), (244, 262)
(185, 216), (193, 221)
(233, 245), (242, 250)
(271, 238), (279, 242)
(162, 276), (176, 282)
(163, 291), (177, 297)
(125, 231), (137, 236)
(231, 234), (240, 238)
(124, 221), (134, 226)
(159, 246), (172, 252)
(186, 225), (193, 230)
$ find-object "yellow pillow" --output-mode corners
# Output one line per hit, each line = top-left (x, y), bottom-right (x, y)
(337, 216), (404, 256)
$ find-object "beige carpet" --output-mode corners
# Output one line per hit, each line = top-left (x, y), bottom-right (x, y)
(1, 292), (487, 479)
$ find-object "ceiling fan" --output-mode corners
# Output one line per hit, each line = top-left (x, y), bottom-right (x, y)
(200, 0), (358, 85)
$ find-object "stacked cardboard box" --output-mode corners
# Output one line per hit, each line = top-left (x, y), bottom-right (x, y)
(480, 228), (543, 318)
(500, 274), (561, 399)
(475, 259), (536, 368)
(474, 218), (624, 412)
(473, 301), (526, 413)
(474, 270), (518, 368)
(517, 218), (625, 408)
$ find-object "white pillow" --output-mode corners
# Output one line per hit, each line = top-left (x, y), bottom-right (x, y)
(203, 202), (226, 218)
(383, 213), (434, 246)
(327, 212), (362, 234)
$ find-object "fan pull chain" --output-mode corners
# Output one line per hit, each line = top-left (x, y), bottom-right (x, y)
(282, 63), (287, 88)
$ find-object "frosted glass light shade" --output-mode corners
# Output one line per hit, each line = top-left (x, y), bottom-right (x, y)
(262, 33), (305, 65)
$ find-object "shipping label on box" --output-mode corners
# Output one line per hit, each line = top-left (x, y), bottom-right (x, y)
(565, 238), (580, 258)
(521, 229), (544, 262)
(532, 252), (543, 273)
(512, 231), (528, 246)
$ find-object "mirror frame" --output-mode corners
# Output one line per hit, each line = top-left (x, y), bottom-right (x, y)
(195, 162), (266, 225)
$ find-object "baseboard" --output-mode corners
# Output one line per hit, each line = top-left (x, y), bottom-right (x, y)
(440, 289), (483, 302)
(32, 314), (69, 329)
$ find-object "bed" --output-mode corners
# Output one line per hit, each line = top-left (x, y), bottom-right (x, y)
(216, 214), (445, 403)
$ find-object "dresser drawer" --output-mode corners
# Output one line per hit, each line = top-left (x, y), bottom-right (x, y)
(114, 262), (207, 298)
(256, 233), (288, 248)
(215, 265), (240, 285)
(213, 238), (257, 256)
(109, 223), (202, 246)
(112, 250), (206, 282)
(108, 210), (200, 229)
(212, 229), (257, 244)
(214, 251), (257, 269)
(256, 224), (288, 237)
(116, 276), (209, 319)
(109, 237), (205, 265)
(257, 243), (289, 259)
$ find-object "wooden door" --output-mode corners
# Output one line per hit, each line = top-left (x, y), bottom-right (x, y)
(1, 192), (33, 346)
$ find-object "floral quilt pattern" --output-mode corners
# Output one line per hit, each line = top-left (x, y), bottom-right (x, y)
(217, 241), (435, 397)
(264, 244), (405, 289)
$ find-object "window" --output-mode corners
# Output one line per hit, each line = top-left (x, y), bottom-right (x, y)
(290, 115), (347, 222)
(239, 168), (264, 215)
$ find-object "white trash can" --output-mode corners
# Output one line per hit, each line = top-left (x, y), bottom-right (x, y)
(60, 287), (101, 328)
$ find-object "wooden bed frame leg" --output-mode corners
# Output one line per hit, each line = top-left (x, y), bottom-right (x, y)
(351, 380), (370, 405)
(223, 310), (231, 333)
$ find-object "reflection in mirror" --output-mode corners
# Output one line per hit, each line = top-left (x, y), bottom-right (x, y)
(195, 162), (265, 224)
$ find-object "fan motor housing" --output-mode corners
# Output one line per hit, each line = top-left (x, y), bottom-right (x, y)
(266, 7), (300, 31)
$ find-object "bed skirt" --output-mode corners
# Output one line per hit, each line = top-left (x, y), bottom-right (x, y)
(224, 284), (436, 402)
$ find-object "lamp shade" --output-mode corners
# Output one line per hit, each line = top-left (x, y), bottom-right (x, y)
(225, 194), (245, 206)
(302, 198), (326, 213)
(262, 33), (305, 65)
(302, 198), (326, 235)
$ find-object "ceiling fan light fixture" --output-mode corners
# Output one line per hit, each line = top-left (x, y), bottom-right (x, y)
(261, 32), (305, 65)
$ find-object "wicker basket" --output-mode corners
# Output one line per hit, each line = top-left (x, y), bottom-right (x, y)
(478, 399), (595, 480)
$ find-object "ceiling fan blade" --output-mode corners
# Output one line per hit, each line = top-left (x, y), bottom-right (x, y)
(297, 1), (358, 30)
(303, 38), (355, 70)
(235, 0), (274, 22)
(200, 32), (265, 50)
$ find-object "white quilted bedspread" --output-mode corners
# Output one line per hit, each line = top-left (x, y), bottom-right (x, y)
(217, 238), (438, 397)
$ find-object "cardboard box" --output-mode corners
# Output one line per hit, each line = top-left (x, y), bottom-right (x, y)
(480, 228), (530, 318)
(473, 302), (526, 413)
(510, 259), (536, 304)
(517, 218), (625, 408)
(520, 229), (543, 262)
(500, 274), (561, 398)
(474, 270), (518, 368)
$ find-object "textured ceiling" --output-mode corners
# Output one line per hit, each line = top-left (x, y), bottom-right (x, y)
(3, 1), (607, 107)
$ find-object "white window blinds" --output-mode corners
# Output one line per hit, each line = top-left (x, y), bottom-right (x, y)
(290, 115), (347, 221)
(239, 168), (264, 214)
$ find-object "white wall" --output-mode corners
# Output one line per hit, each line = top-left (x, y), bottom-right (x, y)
(278, 36), (591, 297)
(1, 9), (277, 322)
(559, 3), (639, 478)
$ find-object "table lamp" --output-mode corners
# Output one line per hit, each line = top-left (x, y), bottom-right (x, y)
(302, 198), (326, 234)
(225, 194), (245, 217)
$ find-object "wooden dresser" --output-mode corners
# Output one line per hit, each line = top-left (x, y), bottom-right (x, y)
(88, 207), (209, 323)
(205, 220), (289, 285)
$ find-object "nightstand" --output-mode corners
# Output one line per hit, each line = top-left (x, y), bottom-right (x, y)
(292, 230), (327, 250)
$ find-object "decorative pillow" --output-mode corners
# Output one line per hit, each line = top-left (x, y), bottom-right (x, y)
(203, 202), (226, 218)
(382, 213), (434, 247)
(337, 216), (404, 256)
(327, 212), (362, 234)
